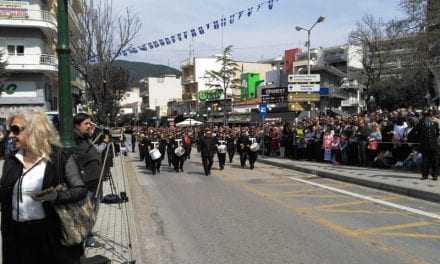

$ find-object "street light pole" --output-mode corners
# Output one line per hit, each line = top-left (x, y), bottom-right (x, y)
(57, 0), (73, 148)
(296, 16), (326, 75)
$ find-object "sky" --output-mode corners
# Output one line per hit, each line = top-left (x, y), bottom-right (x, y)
(112, 0), (406, 68)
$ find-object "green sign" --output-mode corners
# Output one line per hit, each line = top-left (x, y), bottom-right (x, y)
(241, 73), (264, 100)
(198, 89), (224, 101)
(0, 83), (17, 95)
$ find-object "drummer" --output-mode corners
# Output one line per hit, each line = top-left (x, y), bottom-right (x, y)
(149, 133), (162, 175)
(173, 137), (186, 173)
(248, 128), (259, 170)
(216, 132), (227, 170)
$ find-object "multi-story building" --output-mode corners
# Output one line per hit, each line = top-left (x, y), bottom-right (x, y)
(0, 0), (84, 119)
(140, 74), (181, 117)
(119, 87), (142, 115)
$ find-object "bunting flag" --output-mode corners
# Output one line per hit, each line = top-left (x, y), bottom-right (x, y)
(98, 0), (281, 58)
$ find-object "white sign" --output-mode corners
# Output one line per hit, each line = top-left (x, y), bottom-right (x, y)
(288, 84), (321, 92)
(289, 74), (321, 83)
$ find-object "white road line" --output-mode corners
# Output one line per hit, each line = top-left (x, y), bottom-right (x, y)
(287, 176), (440, 221)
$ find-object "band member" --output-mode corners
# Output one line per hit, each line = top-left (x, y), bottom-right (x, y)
(183, 131), (192, 160)
(144, 133), (152, 169)
(149, 139), (162, 175)
(166, 133), (175, 167)
(138, 133), (146, 161)
(248, 130), (259, 170)
(237, 129), (250, 168)
(226, 130), (236, 163)
(217, 133), (227, 170)
(200, 129), (217, 176)
(173, 138), (186, 172)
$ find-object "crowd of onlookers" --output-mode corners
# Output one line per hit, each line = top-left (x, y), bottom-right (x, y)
(258, 108), (429, 171)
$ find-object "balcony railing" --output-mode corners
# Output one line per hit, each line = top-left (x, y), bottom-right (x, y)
(6, 54), (58, 71)
(0, 9), (57, 29)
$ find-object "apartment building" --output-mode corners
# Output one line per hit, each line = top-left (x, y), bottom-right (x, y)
(140, 74), (181, 117)
(0, 0), (84, 118)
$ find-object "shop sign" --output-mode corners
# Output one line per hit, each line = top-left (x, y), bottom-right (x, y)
(288, 102), (304, 112)
(0, 1), (28, 18)
(198, 89), (223, 101)
(288, 83), (320, 92)
(0, 82), (17, 95)
(288, 92), (320, 102)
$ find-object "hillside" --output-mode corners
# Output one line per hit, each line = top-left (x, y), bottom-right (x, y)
(114, 60), (181, 85)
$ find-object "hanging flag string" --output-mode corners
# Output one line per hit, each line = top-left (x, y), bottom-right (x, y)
(112, 0), (281, 58)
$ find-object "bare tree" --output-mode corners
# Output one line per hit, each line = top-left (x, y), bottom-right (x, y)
(349, 15), (387, 103)
(71, 0), (141, 122)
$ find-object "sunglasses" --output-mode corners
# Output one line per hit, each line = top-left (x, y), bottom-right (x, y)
(10, 125), (25, 136)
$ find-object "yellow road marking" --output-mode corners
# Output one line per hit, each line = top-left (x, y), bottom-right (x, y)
(356, 221), (434, 235)
(381, 232), (440, 240)
(320, 209), (406, 215)
(316, 195), (400, 210)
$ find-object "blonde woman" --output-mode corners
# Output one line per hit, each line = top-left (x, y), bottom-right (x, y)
(0, 111), (87, 264)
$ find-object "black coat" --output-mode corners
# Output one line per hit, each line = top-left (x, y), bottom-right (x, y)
(237, 135), (251, 153)
(416, 117), (439, 150)
(0, 148), (87, 264)
(73, 130), (101, 192)
(200, 136), (218, 158)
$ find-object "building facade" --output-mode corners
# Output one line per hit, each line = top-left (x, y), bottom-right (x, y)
(0, 0), (84, 119)
(119, 87), (142, 115)
(140, 74), (181, 117)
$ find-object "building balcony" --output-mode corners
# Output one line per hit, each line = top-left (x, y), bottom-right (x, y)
(0, 9), (57, 33)
(341, 97), (362, 107)
(6, 54), (58, 72)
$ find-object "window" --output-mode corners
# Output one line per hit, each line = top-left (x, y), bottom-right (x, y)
(16, 45), (24, 55)
(7, 45), (14, 55)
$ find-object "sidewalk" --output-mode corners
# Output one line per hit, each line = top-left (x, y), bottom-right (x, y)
(258, 157), (440, 202)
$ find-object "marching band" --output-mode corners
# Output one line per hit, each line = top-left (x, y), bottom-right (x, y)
(135, 127), (260, 175)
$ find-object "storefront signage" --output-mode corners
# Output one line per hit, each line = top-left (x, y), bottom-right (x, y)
(198, 89), (224, 101)
(261, 87), (287, 103)
(288, 83), (320, 92)
(0, 1), (29, 18)
(0, 82), (17, 95)
(288, 92), (320, 102)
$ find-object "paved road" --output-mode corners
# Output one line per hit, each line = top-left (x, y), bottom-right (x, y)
(127, 148), (440, 264)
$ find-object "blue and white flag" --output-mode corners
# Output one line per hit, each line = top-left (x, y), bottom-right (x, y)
(213, 20), (219, 29)
(198, 26), (205, 35)
(229, 14), (235, 24)
(191, 29), (197, 37)
(238, 10), (244, 19)
(122, 50), (128, 56)
(128, 47), (138, 53)
(159, 39), (165, 46)
(268, 0), (274, 10)
(257, 3), (262, 11)
(171, 35), (176, 43)
(206, 23), (210, 30)
(153, 41), (160, 48)
(138, 44), (147, 51)
(248, 7), (253, 16)
(221, 17), (227, 27)
(148, 42), (154, 49)
(183, 31), (188, 39)
(177, 33), (182, 41)
(165, 38), (171, 45)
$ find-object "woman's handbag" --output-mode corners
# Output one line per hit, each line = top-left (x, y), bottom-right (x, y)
(368, 140), (379, 150)
(53, 151), (97, 246)
(54, 193), (97, 246)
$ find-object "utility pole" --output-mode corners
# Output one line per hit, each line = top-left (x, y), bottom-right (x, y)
(57, 0), (74, 148)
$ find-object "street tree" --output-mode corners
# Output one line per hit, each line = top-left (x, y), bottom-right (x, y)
(205, 45), (241, 126)
(71, 0), (141, 123)
(349, 15), (388, 105)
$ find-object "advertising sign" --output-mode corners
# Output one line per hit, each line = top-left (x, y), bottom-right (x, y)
(288, 74), (320, 83)
(288, 92), (320, 102)
(198, 89), (223, 102)
(261, 87), (287, 103)
(288, 83), (320, 92)
(0, 1), (28, 18)
(288, 102), (305, 112)
(241, 73), (264, 100)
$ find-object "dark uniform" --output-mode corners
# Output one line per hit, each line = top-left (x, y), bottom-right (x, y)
(248, 136), (258, 170)
(166, 136), (175, 167)
(226, 133), (236, 163)
(138, 134), (147, 161)
(217, 137), (227, 170)
(237, 132), (250, 168)
(200, 131), (218, 176)
(173, 139), (185, 172)
(148, 140), (162, 175)
(416, 111), (439, 180)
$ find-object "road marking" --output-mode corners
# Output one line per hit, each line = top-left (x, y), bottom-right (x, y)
(316, 195), (400, 209)
(381, 232), (440, 240)
(356, 221), (434, 235)
(287, 176), (440, 221)
(321, 209), (405, 215)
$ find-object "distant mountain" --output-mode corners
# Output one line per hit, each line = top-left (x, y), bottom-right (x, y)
(114, 60), (181, 86)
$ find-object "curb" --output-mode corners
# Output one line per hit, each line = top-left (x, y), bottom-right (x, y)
(258, 158), (440, 203)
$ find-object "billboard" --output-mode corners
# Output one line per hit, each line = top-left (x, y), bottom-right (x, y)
(241, 73), (264, 100)
(198, 89), (223, 102)
(0, 1), (28, 18)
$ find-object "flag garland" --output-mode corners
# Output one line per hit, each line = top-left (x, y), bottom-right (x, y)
(119, 0), (280, 57)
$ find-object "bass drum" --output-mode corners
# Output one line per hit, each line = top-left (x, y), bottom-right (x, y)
(250, 143), (260, 152)
(174, 146), (186, 157)
(217, 144), (227, 154)
(149, 148), (162, 160)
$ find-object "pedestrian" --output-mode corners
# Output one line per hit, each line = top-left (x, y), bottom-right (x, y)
(183, 131), (192, 160)
(131, 131), (136, 153)
(415, 110), (439, 180)
(200, 129), (217, 176)
(226, 130), (236, 163)
(237, 129), (250, 168)
(0, 111), (87, 264)
(73, 113), (102, 248)
(216, 133), (227, 170)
